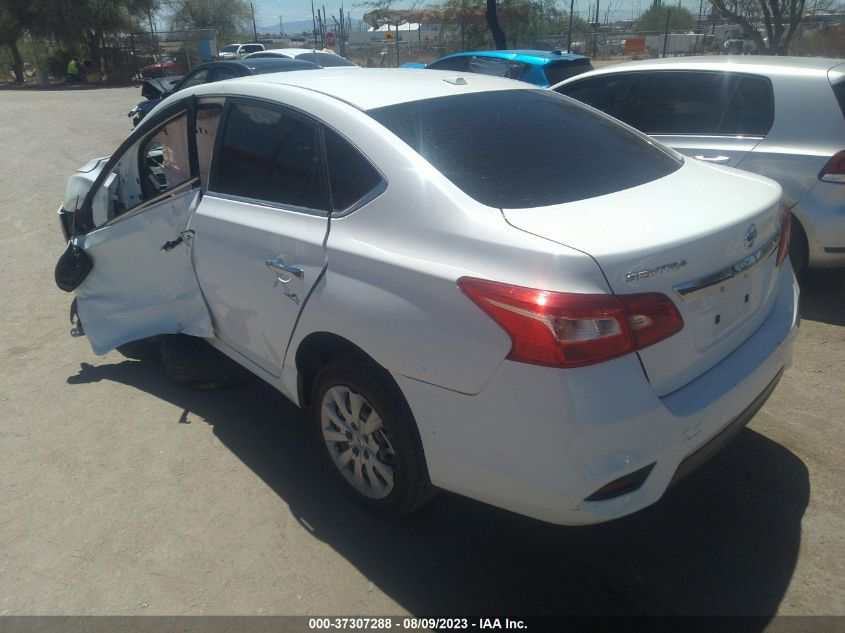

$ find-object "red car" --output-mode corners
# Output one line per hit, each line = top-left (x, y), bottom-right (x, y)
(140, 57), (186, 78)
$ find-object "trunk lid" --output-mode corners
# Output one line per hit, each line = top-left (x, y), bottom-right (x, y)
(502, 159), (785, 395)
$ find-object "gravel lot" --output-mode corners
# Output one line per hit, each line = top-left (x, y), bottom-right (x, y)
(0, 85), (843, 619)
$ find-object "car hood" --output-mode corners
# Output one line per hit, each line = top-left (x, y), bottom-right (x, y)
(141, 75), (182, 100)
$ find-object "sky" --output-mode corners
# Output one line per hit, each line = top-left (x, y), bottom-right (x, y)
(252, 0), (711, 28)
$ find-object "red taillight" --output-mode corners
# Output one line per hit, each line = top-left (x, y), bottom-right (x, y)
(457, 277), (684, 368)
(819, 150), (845, 183)
(776, 204), (791, 267)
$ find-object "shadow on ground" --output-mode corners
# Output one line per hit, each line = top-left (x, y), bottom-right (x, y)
(69, 358), (809, 619)
(0, 82), (140, 92)
(799, 268), (845, 326)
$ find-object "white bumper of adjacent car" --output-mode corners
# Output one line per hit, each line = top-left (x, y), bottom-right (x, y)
(395, 264), (800, 525)
(795, 180), (845, 267)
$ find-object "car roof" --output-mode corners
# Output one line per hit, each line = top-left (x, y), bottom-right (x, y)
(556, 55), (845, 83)
(187, 67), (537, 110)
(257, 48), (323, 56)
(440, 49), (589, 64)
(238, 57), (319, 72)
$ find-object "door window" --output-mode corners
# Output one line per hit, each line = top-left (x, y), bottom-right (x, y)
(89, 111), (192, 227)
(140, 113), (192, 200)
(178, 69), (211, 90)
(556, 73), (636, 118)
(323, 128), (383, 211)
(211, 101), (327, 211)
(213, 67), (239, 81)
(612, 71), (774, 137)
(196, 105), (222, 189)
(619, 71), (740, 135)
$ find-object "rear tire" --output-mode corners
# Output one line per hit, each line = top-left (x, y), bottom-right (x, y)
(311, 361), (434, 518)
(115, 337), (161, 362)
(160, 334), (244, 390)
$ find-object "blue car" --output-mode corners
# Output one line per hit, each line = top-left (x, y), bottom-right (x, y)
(403, 49), (593, 87)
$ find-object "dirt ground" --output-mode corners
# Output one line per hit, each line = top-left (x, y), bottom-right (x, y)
(0, 86), (843, 620)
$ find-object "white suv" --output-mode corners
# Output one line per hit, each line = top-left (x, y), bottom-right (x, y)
(55, 69), (799, 525)
(218, 43), (265, 60)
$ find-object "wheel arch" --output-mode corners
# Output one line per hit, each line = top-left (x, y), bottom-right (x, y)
(294, 331), (399, 408)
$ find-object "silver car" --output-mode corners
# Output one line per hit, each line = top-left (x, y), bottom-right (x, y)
(553, 56), (845, 274)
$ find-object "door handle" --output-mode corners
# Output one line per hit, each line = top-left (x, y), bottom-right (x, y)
(265, 257), (304, 280)
(693, 155), (731, 163)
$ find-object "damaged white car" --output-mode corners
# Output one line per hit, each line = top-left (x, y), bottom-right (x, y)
(55, 69), (799, 525)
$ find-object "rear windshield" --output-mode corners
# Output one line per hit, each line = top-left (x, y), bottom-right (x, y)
(367, 89), (681, 209)
(833, 80), (845, 119)
(543, 59), (593, 85)
(296, 52), (356, 67)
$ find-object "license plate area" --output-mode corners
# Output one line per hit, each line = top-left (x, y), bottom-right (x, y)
(674, 237), (778, 352)
(688, 271), (766, 349)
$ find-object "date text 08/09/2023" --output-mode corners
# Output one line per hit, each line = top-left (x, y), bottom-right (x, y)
(308, 618), (528, 630)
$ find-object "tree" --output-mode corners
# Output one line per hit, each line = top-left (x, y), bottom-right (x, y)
(167, 0), (252, 41)
(707, 0), (807, 54)
(0, 0), (27, 82)
(485, 0), (506, 48)
(28, 0), (148, 72)
(634, 5), (695, 32)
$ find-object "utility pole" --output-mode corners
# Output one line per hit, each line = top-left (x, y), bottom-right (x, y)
(279, 14), (284, 36)
(311, 0), (319, 48)
(696, 0), (703, 52)
(592, 0), (599, 57)
(662, 8), (671, 57)
(250, 2), (258, 41)
(567, 0), (575, 52)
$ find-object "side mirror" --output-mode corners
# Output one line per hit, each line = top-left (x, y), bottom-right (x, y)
(55, 243), (93, 292)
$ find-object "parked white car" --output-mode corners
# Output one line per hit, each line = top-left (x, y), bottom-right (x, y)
(244, 48), (357, 67)
(553, 56), (845, 275)
(55, 69), (799, 525)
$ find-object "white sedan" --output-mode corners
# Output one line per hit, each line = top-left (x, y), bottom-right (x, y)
(55, 69), (799, 525)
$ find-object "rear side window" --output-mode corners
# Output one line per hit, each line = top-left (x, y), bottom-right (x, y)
(543, 59), (594, 85)
(719, 75), (775, 135)
(368, 90), (682, 209)
(614, 71), (774, 136)
(833, 81), (845, 119)
(297, 52), (356, 67)
(324, 129), (383, 211)
(467, 56), (527, 80)
(211, 102), (326, 211)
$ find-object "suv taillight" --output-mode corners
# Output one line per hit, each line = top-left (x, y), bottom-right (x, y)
(776, 204), (791, 267)
(457, 277), (684, 368)
(819, 150), (845, 183)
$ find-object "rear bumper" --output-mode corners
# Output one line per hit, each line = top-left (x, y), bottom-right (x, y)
(396, 264), (799, 525)
(794, 180), (845, 268)
(668, 367), (783, 487)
